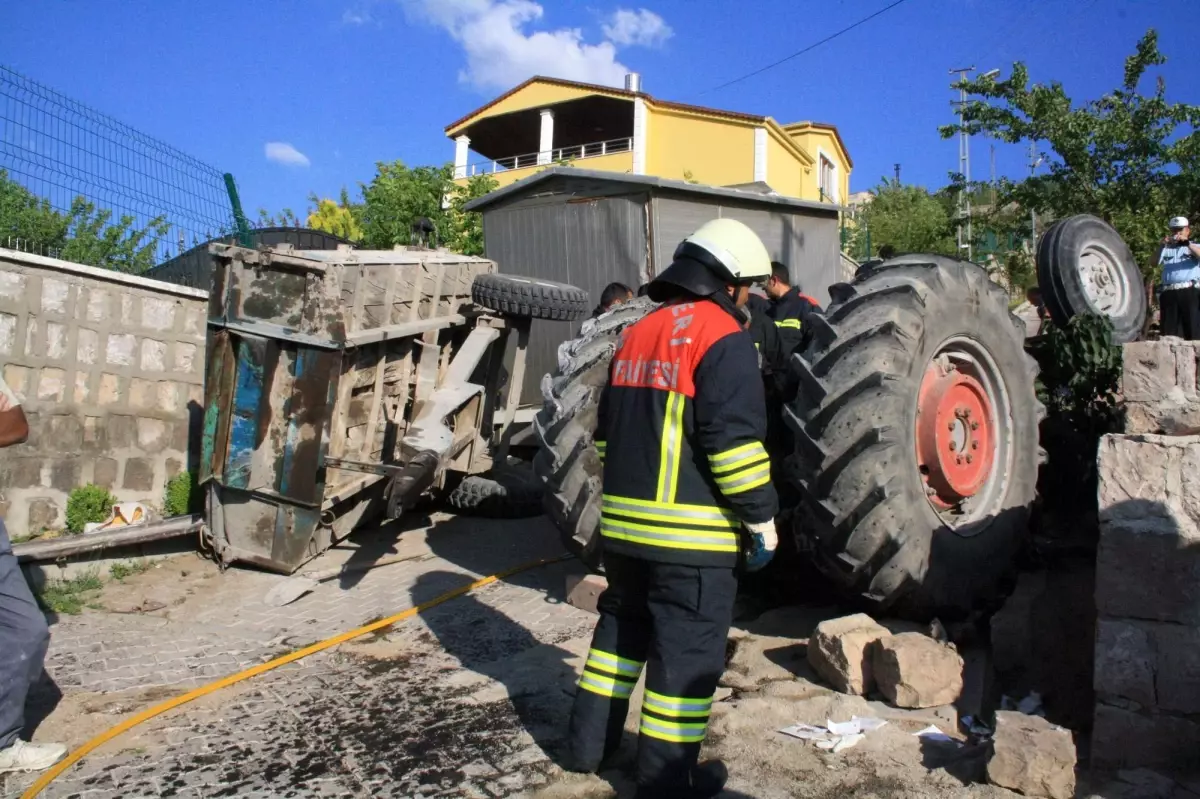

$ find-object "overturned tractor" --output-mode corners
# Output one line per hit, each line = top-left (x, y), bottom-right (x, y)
(534, 214), (1145, 619)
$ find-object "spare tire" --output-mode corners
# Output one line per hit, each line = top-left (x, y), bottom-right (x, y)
(472, 274), (589, 322)
(1036, 214), (1146, 343)
(533, 298), (657, 569)
(785, 256), (1042, 618)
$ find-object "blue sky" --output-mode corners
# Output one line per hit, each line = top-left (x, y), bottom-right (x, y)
(3, 0), (1197, 218)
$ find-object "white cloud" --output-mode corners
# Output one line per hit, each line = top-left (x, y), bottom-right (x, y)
(602, 8), (671, 48)
(342, 8), (371, 25)
(264, 142), (311, 168)
(404, 0), (667, 91)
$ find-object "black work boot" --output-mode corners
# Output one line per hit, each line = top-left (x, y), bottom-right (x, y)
(636, 760), (729, 799)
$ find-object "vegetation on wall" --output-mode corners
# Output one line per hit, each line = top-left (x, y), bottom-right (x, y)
(65, 484), (117, 535)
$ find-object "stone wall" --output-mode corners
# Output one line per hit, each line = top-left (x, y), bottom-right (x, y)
(1091, 338), (1200, 768)
(1121, 339), (1200, 434)
(0, 248), (207, 535)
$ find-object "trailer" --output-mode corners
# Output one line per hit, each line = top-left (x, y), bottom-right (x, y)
(200, 242), (587, 573)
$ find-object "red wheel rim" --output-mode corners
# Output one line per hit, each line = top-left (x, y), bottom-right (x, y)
(916, 357), (997, 508)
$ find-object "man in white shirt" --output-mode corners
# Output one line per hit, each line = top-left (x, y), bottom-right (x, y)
(1158, 216), (1200, 340)
(0, 374), (67, 772)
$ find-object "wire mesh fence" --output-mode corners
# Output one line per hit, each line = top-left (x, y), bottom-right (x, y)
(0, 64), (237, 270)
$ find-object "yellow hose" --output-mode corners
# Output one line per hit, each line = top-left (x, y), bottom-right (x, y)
(22, 552), (571, 798)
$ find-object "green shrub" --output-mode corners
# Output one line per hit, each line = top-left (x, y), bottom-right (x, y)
(163, 471), (201, 517)
(65, 485), (116, 535)
(35, 570), (103, 615)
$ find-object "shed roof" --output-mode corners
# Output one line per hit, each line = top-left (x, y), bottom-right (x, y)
(464, 167), (846, 215)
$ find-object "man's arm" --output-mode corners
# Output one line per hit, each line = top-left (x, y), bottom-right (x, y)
(0, 378), (28, 448)
(692, 330), (778, 524)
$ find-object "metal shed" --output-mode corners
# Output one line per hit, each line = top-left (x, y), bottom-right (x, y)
(465, 168), (844, 400)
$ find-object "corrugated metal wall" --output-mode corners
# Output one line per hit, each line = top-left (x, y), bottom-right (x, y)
(482, 193), (649, 401)
(651, 195), (840, 307)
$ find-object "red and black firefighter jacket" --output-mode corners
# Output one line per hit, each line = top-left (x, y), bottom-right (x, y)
(595, 297), (779, 569)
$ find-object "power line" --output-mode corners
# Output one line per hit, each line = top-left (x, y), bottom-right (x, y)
(697, 0), (914, 97)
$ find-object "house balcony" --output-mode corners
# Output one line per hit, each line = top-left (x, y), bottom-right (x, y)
(453, 137), (634, 188)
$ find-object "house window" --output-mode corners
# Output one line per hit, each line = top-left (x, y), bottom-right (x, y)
(819, 155), (837, 203)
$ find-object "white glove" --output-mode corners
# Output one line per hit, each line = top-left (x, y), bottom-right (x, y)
(743, 519), (778, 572)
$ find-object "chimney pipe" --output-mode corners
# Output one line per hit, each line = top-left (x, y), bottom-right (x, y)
(624, 72), (642, 93)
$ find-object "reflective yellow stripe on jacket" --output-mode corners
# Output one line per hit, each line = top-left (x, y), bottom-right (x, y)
(578, 647), (644, 700)
(640, 688), (714, 743)
(600, 495), (740, 553)
(708, 442), (771, 496)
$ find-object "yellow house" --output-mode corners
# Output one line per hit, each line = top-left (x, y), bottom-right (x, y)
(445, 74), (851, 204)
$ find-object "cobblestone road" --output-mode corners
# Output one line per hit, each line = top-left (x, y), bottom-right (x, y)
(8, 513), (597, 798)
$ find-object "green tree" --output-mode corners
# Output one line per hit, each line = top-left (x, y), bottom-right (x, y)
(256, 207), (302, 228)
(0, 169), (69, 251)
(359, 161), (455, 249)
(306, 188), (364, 242)
(940, 29), (1200, 275)
(848, 181), (957, 259)
(444, 173), (498, 256)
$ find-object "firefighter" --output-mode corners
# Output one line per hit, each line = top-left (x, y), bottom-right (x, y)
(567, 219), (780, 798)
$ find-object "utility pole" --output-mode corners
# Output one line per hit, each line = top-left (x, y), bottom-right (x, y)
(951, 66), (975, 261)
(894, 163), (901, 186)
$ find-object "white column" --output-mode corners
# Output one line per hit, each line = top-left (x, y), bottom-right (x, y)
(454, 135), (470, 179)
(537, 109), (554, 165)
(633, 97), (648, 175)
(753, 127), (768, 183)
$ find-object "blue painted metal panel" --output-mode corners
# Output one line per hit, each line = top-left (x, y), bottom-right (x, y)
(225, 338), (265, 488)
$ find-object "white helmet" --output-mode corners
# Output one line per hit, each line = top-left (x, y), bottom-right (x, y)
(1169, 216), (1190, 230)
(650, 219), (772, 301)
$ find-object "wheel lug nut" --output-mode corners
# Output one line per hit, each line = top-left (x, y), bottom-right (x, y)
(970, 421), (979, 430)
(966, 454), (973, 464)
(948, 442), (956, 452)
(956, 456), (963, 464)
(947, 422), (955, 431)
(971, 441), (979, 450)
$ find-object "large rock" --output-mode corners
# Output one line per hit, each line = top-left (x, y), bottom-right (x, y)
(872, 632), (963, 709)
(986, 711), (1076, 799)
(805, 613), (890, 695)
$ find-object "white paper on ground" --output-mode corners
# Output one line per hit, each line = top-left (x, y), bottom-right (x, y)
(853, 716), (888, 733)
(779, 724), (830, 741)
(913, 725), (957, 744)
(826, 719), (861, 736)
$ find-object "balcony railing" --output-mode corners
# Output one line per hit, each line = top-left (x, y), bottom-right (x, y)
(460, 137), (632, 177)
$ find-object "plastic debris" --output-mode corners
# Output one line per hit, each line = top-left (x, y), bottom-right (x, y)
(779, 717), (887, 753)
(913, 725), (960, 745)
(84, 502), (150, 534)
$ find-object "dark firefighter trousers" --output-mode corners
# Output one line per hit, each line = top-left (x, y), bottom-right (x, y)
(567, 551), (737, 791)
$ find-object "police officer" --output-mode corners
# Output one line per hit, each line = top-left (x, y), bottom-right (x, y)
(567, 219), (780, 798)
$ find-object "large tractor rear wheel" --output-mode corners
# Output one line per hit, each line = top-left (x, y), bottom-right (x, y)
(786, 256), (1042, 618)
(534, 298), (657, 569)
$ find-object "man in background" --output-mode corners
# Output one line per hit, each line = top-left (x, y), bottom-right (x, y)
(0, 375), (66, 773)
(1158, 216), (1200, 340)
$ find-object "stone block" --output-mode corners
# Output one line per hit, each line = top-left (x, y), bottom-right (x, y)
(106, 333), (136, 366)
(564, 573), (606, 615)
(137, 418), (167, 450)
(36, 367), (66, 402)
(1094, 618), (1155, 708)
(41, 278), (69, 314)
(122, 457), (154, 491)
(120, 294), (136, 326)
(50, 459), (82, 492)
(1152, 623), (1200, 715)
(93, 457), (118, 489)
(45, 415), (82, 451)
(174, 342), (197, 373)
(73, 372), (89, 404)
(0, 271), (25, 302)
(165, 457), (183, 478)
(873, 632), (964, 708)
(1092, 703), (1200, 769)
(98, 373), (121, 405)
(83, 416), (103, 447)
(171, 420), (189, 453)
(4, 457), (44, 489)
(107, 415), (136, 448)
(156, 381), (179, 412)
(187, 383), (203, 407)
(1097, 523), (1200, 625)
(184, 307), (205, 335)
(46, 321), (67, 359)
(1097, 435), (1175, 520)
(1175, 343), (1198, 400)
(0, 312), (15, 354)
(986, 711), (1076, 799)
(76, 328), (99, 364)
(1123, 341), (1181, 402)
(806, 613), (890, 695)
(3, 365), (29, 399)
(141, 297), (175, 331)
(85, 288), (107, 322)
(26, 498), (59, 532)
(129, 377), (155, 410)
(141, 339), (167, 372)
